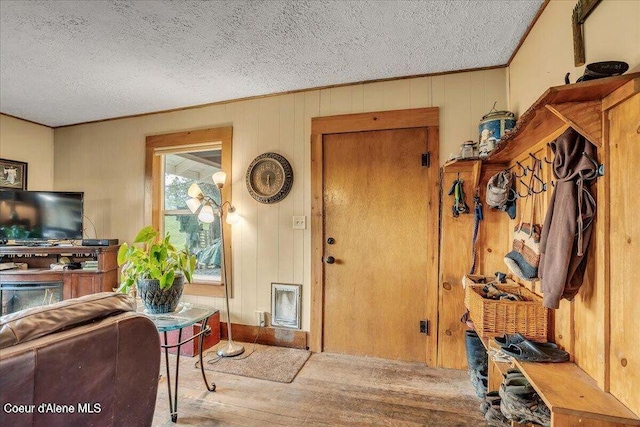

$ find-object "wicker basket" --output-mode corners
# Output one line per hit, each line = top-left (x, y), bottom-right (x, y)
(464, 281), (548, 342)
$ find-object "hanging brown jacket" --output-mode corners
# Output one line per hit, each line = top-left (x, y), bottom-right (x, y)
(539, 128), (597, 309)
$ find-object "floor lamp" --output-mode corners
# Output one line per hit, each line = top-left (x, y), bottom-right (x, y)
(186, 171), (244, 357)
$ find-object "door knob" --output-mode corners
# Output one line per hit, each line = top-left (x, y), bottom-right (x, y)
(325, 256), (335, 264)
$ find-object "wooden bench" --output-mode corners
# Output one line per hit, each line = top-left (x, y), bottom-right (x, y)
(482, 339), (640, 426)
(514, 360), (640, 427)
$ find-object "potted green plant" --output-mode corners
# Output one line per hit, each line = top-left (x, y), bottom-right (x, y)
(117, 225), (196, 314)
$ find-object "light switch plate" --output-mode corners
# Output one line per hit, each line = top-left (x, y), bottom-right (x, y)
(293, 216), (306, 230)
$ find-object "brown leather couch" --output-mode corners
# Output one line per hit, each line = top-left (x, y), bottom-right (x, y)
(0, 292), (160, 427)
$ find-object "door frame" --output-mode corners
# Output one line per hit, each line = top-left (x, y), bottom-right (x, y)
(310, 107), (440, 365)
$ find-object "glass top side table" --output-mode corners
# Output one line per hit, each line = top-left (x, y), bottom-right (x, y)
(137, 302), (218, 423)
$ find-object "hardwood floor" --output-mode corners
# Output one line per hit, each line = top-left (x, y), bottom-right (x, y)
(153, 350), (486, 426)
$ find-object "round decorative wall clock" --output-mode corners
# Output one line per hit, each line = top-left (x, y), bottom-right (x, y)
(246, 152), (294, 204)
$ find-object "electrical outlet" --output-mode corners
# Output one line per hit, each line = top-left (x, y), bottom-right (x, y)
(419, 319), (429, 335)
(293, 216), (306, 230)
(255, 311), (266, 326)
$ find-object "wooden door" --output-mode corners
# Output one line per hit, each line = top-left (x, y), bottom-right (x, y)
(322, 127), (435, 363)
(608, 92), (640, 415)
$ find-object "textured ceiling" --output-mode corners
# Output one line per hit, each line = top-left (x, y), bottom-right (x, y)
(0, 0), (543, 127)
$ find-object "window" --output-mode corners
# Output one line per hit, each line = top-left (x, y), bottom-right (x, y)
(164, 150), (222, 282)
(145, 127), (233, 297)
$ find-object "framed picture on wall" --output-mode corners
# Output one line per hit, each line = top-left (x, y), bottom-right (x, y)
(0, 159), (28, 190)
(271, 283), (302, 329)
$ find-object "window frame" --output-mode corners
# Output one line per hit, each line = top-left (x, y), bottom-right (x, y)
(145, 126), (233, 298)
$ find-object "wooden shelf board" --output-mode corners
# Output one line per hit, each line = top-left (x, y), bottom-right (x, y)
(487, 73), (640, 164)
(442, 159), (483, 172)
(545, 100), (602, 146)
(0, 269), (106, 275)
(483, 338), (515, 375)
(0, 245), (118, 256)
(514, 360), (640, 425)
(492, 359), (512, 377)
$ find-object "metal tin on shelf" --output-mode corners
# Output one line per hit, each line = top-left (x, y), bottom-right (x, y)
(479, 110), (516, 157)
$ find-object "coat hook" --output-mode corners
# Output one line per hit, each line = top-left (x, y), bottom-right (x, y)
(543, 156), (553, 164)
(517, 188), (530, 198)
(526, 155), (540, 172)
(582, 151), (605, 179)
(531, 184), (547, 194)
(518, 179), (532, 198)
(531, 173), (547, 193)
(514, 161), (528, 178)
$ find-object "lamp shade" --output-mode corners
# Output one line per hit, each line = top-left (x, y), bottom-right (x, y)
(212, 171), (227, 188)
(187, 183), (204, 198)
(198, 203), (216, 223)
(225, 206), (240, 224)
(186, 198), (202, 214)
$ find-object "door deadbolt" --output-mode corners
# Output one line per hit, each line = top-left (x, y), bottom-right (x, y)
(325, 256), (335, 264)
(327, 237), (335, 244)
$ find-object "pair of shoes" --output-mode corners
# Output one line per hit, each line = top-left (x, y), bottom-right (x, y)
(494, 333), (569, 363)
(469, 370), (488, 398)
(502, 340), (569, 363)
(482, 283), (524, 301)
(499, 370), (550, 427)
(465, 330), (488, 398)
(482, 391), (510, 427)
(495, 333), (558, 349)
(480, 391), (501, 415)
(466, 330), (487, 369)
(488, 347), (514, 363)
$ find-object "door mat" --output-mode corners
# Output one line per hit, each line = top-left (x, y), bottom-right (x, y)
(197, 341), (311, 383)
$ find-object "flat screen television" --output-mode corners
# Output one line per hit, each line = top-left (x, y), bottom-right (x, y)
(0, 190), (84, 241)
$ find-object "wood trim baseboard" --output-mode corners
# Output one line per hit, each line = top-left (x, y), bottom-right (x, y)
(220, 322), (308, 350)
(425, 125), (440, 367)
(146, 127), (233, 148)
(183, 283), (225, 297)
(0, 112), (52, 128)
(311, 107), (439, 135)
(602, 77), (640, 112)
(309, 133), (324, 353)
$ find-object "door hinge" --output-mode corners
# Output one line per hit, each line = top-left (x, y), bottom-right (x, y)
(421, 152), (431, 168)
(419, 319), (429, 335)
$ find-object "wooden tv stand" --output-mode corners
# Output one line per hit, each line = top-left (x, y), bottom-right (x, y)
(0, 245), (120, 300)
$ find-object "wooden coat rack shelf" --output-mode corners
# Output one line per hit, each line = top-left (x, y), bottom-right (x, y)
(439, 72), (640, 426)
(487, 73), (639, 163)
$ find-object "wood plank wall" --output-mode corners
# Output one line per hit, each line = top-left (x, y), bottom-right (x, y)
(442, 91), (639, 406)
(0, 114), (55, 191)
(440, 136), (600, 372)
(607, 93), (640, 414)
(438, 163), (479, 369)
(53, 69), (507, 333)
(438, 162), (511, 369)
(505, 134), (608, 386)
